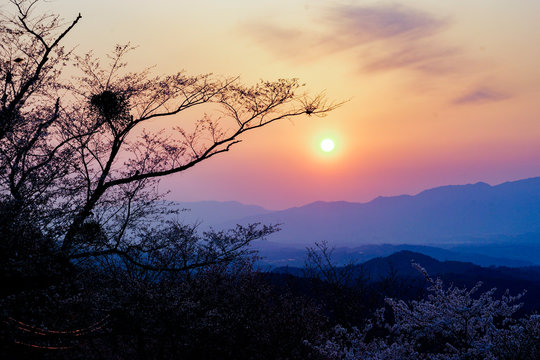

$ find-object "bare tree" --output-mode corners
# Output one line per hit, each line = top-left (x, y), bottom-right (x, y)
(0, 0), (81, 139)
(0, 0), (341, 272)
(0, 1), (342, 353)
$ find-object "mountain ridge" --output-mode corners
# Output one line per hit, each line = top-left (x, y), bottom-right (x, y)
(219, 176), (540, 246)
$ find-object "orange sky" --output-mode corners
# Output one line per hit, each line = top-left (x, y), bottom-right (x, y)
(37, 0), (540, 209)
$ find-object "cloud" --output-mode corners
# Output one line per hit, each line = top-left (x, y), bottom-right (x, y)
(243, 23), (321, 61)
(361, 42), (459, 74)
(453, 88), (511, 105)
(323, 4), (447, 46)
(322, 5), (459, 74)
(241, 4), (458, 75)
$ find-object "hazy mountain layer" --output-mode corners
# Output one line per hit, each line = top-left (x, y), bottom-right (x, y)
(253, 242), (536, 268)
(166, 200), (270, 226)
(223, 177), (540, 246)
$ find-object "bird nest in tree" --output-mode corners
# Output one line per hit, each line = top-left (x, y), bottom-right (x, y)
(89, 90), (130, 124)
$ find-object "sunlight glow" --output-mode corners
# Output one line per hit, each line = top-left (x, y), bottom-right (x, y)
(320, 138), (335, 152)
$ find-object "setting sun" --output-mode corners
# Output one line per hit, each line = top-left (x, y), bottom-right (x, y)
(320, 138), (335, 153)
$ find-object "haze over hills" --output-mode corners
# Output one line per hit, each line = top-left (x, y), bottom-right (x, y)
(170, 177), (540, 267)
(218, 177), (540, 247)
(166, 200), (270, 226)
(251, 242), (536, 268)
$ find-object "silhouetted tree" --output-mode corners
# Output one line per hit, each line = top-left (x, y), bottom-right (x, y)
(302, 241), (372, 327)
(1, 0), (339, 268)
(0, 0), (340, 355)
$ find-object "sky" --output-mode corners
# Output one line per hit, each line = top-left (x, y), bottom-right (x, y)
(36, 0), (540, 209)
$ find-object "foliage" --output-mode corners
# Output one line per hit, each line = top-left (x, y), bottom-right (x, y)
(311, 264), (540, 360)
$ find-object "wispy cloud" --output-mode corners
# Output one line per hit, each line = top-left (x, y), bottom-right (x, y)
(323, 4), (446, 46)
(453, 88), (511, 105)
(242, 4), (458, 75)
(244, 23), (320, 61)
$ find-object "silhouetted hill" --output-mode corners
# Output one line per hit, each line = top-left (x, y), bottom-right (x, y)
(360, 251), (540, 312)
(358, 250), (540, 282)
(359, 250), (479, 281)
(274, 250), (540, 313)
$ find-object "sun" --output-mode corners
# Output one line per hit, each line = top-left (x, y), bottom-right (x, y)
(320, 138), (335, 152)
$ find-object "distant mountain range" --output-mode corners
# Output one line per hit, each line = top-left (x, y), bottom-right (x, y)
(170, 177), (540, 267)
(223, 177), (540, 246)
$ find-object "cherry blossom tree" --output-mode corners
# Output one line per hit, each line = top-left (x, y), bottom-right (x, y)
(312, 264), (540, 360)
